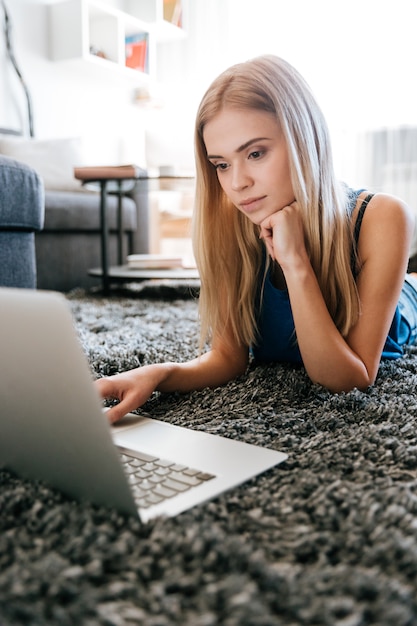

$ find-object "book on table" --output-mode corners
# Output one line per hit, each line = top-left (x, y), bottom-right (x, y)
(126, 254), (196, 270)
(74, 165), (144, 181)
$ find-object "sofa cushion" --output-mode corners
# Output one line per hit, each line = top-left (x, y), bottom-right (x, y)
(0, 155), (44, 231)
(44, 190), (137, 231)
(0, 136), (86, 192)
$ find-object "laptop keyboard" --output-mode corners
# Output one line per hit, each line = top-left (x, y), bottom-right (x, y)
(118, 446), (216, 509)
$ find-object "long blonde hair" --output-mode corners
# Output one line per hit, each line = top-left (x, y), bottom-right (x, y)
(193, 55), (359, 350)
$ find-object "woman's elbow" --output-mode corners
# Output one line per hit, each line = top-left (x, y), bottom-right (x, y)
(310, 367), (375, 394)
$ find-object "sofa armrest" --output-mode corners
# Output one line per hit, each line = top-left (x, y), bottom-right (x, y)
(0, 155), (44, 231)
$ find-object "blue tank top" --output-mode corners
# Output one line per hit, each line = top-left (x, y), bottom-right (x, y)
(252, 189), (411, 363)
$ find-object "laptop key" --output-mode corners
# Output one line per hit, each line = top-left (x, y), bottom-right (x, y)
(162, 478), (191, 493)
(139, 479), (155, 491)
(129, 459), (146, 468)
(145, 493), (165, 505)
(170, 471), (202, 487)
(134, 468), (152, 479)
(153, 484), (177, 499)
(197, 472), (216, 481)
(155, 466), (171, 476)
(127, 474), (141, 485)
(123, 465), (139, 475)
(142, 462), (159, 472)
(131, 486), (147, 498)
(156, 459), (175, 468)
(148, 474), (166, 485)
(136, 497), (152, 508)
(118, 447), (158, 463)
(183, 468), (200, 476)
(170, 463), (188, 472)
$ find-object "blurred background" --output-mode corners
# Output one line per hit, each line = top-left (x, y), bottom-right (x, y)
(1, 0), (416, 257)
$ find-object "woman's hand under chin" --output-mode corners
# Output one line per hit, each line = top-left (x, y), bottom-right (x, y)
(259, 201), (307, 268)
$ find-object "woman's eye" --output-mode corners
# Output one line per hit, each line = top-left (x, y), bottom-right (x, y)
(214, 162), (229, 171)
(249, 150), (263, 160)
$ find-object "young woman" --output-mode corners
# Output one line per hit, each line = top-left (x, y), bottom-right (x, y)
(96, 55), (417, 423)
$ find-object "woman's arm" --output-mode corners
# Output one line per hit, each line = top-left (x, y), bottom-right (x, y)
(260, 193), (414, 392)
(95, 330), (249, 423)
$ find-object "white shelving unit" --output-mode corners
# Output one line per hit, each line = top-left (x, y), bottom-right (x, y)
(125, 0), (184, 41)
(49, 0), (184, 81)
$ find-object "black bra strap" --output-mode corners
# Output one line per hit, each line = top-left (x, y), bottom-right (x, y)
(353, 193), (374, 245)
(351, 193), (374, 274)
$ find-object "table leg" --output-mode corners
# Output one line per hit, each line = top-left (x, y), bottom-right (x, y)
(117, 180), (123, 265)
(99, 180), (110, 294)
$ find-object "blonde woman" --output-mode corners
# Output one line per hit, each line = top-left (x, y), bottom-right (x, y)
(96, 55), (417, 424)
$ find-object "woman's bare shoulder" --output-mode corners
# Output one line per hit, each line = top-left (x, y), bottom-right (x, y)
(357, 191), (414, 264)
(365, 192), (414, 226)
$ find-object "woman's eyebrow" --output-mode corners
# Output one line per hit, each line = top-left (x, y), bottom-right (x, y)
(207, 137), (270, 160)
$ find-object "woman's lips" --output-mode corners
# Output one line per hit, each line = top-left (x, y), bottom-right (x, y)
(239, 196), (266, 212)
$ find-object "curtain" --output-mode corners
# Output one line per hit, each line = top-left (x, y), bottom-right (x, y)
(353, 127), (417, 260)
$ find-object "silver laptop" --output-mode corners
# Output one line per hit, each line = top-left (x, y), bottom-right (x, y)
(0, 288), (287, 522)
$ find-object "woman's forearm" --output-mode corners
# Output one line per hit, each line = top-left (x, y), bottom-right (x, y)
(156, 346), (249, 394)
(284, 262), (371, 392)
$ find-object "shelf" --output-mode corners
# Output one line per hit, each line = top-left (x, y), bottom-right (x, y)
(125, 0), (185, 42)
(49, 0), (184, 80)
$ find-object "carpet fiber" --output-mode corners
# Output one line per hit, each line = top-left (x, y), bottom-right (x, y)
(2, 283), (417, 625)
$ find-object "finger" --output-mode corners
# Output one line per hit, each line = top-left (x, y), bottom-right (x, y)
(259, 218), (273, 235)
(259, 227), (271, 242)
(94, 377), (119, 400)
(259, 227), (275, 258)
(106, 401), (131, 424)
(259, 226), (274, 248)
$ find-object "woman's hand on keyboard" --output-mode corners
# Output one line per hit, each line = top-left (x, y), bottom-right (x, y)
(95, 344), (249, 424)
(94, 364), (167, 424)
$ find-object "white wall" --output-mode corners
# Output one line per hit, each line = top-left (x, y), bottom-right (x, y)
(157, 0), (417, 132)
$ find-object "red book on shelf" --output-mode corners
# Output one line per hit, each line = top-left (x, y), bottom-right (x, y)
(125, 34), (148, 72)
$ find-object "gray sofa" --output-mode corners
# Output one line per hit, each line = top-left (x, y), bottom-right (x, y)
(0, 155), (44, 289)
(35, 179), (150, 292)
(0, 135), (150, 293)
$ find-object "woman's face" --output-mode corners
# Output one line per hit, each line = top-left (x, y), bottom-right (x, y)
(203, 107), (295, 225)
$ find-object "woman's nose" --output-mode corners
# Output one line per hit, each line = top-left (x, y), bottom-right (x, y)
(231, 166), (251, 191)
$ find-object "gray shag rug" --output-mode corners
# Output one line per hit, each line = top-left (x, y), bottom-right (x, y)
(2, 281), (417, 626)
